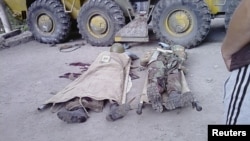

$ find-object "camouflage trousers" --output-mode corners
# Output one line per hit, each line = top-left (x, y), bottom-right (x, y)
(147, 60), (194, 112)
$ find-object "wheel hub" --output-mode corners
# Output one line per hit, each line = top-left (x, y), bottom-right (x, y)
(89, 15), (108, 35)
(37, 14), (54, 33)
(166, 10), (191, 34)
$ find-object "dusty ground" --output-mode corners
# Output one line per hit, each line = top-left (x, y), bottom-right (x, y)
(0, 19), (229, 141)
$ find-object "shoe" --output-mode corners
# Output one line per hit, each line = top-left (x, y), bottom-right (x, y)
(147, 84), (163, 113)
(57, 108), (88, 123)
(163, 91), (194, 110)
(106, 103), (130, 121)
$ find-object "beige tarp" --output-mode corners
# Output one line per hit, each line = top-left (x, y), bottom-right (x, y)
(44, 51), (132, 105)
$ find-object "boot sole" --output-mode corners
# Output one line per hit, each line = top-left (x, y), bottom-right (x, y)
(147, 85), (163, 113)
(163, 92), (194, 110)
(57, 109), (87, 123)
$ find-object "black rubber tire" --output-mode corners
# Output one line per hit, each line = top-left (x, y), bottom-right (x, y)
(77, 0), (125, 46)
(27, 0), (71, 44)
(224, 0), (242, 30)
(152, 0), (211, 49)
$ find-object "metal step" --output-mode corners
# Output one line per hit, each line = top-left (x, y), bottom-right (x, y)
(115, 16), (148, 42)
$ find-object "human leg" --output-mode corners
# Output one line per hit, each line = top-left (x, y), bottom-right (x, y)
(224, 64), (250, 124)
(147, 66), (165, 112)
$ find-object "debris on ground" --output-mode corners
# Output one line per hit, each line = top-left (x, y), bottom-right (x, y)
(0, 29), (33, 49)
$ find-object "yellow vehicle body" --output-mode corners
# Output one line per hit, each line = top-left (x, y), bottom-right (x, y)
(3, 0), (85, 19)
(3, 0), (229, 20)
(205, 0), (227, 15)
(3, 0), (27, 19)
(2, 0), (239, 48)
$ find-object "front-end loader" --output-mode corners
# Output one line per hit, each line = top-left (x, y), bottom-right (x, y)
(3, 0), (241, 48)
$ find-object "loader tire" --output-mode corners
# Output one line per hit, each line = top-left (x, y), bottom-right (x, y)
(224, 0), (242, 30)
(152, 0), (211, 49)
(77, 0), (125, 46)
(27, 0), (71, 44)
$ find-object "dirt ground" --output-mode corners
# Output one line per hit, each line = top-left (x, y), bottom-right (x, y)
(0, 19), (229, 141)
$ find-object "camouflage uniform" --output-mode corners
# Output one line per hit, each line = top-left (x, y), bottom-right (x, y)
(141, 45), (195, 112)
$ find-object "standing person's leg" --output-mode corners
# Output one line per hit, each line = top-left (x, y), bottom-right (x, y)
(224, 64), (250, 125)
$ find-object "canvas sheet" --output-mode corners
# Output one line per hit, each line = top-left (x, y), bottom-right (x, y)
(44, 51), (132, 105)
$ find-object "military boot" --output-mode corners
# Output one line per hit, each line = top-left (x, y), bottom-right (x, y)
(147, 83), (164, 113)
(57, 108), (88, 123)
(106, 102), (131, 121)
(106, 97), (135, 121)
(162, 91), (194, 110)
